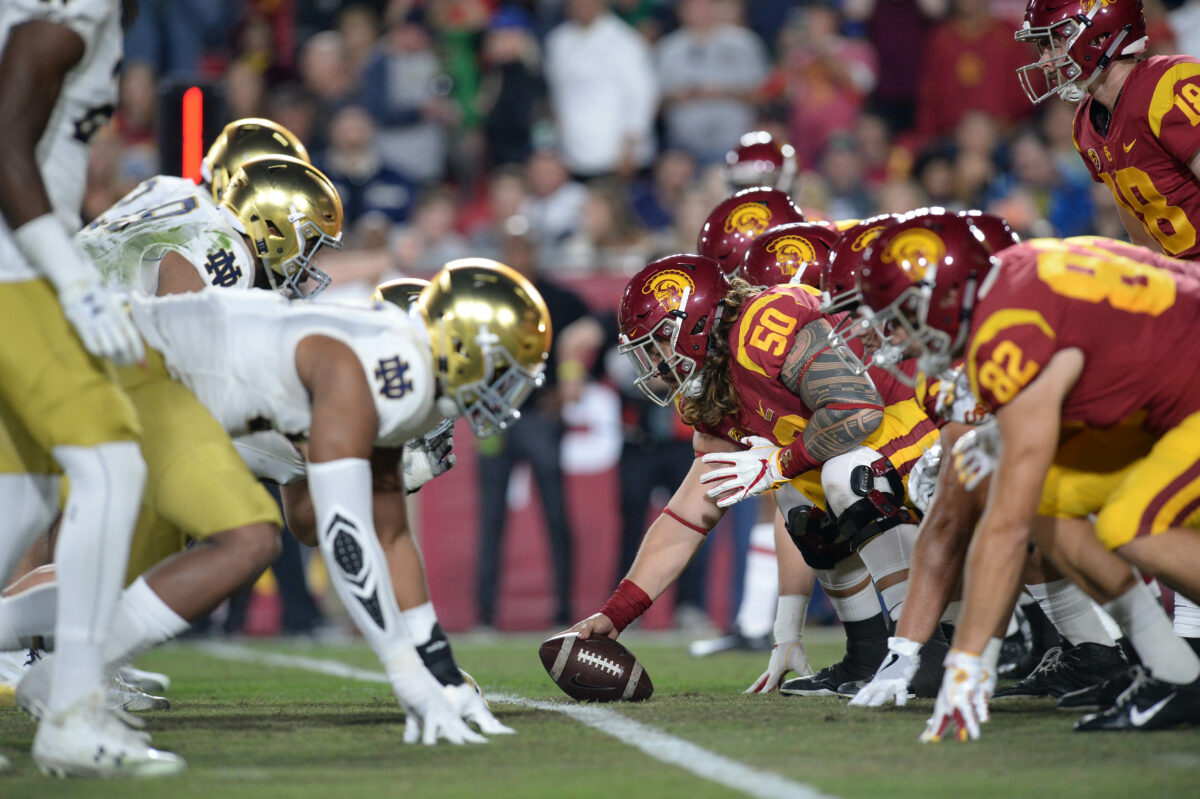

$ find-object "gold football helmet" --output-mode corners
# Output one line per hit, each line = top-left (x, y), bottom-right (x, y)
(221, 155), (343, 299)
(418, 258), (551, 437)
(373, 277), (431, 311)
(203, 118), (310, 201)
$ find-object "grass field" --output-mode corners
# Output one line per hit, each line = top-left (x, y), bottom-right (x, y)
(1, 629), (1197, 798)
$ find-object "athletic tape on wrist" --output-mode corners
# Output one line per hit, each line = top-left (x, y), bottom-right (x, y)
(599, 579), (652, 632)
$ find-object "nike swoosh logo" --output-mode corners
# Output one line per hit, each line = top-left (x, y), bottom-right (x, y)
(1124, 140), (1136, 153)
(879, 653), (899, 672)
(569, 674), (616, 692)
(1129, 693), (1174, 727)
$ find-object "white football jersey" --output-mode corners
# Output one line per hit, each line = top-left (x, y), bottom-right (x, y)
(129, 289), (444, 448)
(76, 175), (256, 294)
(0, 0), (122, 282)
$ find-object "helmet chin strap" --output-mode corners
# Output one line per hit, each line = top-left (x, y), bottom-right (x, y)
(1061, 24), (1132, 103)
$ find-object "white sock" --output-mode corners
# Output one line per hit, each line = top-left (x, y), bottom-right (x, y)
(1026, 578), (1116, 647)
(857, 523), (915, 621)
(403, 601), (438, 647)
(1104, 582), (1200, 684)
(941, 600), (962, 626)
(49, 442), (145, 713)
(101, 576), (189, 671)
(0, 472), (59, 584)
(772, 594), (809, 642)
(735, 521), (778, 638)
(0, 582), (56, 650)
(1173, 594), (1200, 638)
(815, 558), (880, 623)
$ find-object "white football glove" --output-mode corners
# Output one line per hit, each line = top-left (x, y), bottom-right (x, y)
(701, 437), (788, 509)
(444, 676), (515, 735)
(920, 650), (988, 743)
(402, 419), (456, 493)
(59, 280), (145, 366)
(907, 444), (942, 515)
(392, 667), (487, 745)
(933, 367), (991, 425)
(950, 420), (1000, 492)
(850, 636), (921, 707)
(745, 640), (812, 694)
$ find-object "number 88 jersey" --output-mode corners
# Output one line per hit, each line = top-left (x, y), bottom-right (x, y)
(966, 237), (1200, 435)
(1073, 55), (1200, 259)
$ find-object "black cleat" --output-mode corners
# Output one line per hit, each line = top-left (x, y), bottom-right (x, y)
(1075, 667), (1200, 731)
(996, 628), (1031, 678)
(1057, 669), (1136, 712)
(781, 615), (887, 697)
(992, 643), (1127, 701)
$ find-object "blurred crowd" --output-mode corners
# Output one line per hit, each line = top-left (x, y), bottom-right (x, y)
(91, 0), (1200, 295)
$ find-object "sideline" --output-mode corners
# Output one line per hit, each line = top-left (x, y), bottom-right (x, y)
(197, 641), (837, 799)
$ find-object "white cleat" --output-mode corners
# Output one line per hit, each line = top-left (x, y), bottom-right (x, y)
(111, 673), (170, 712)
(18, 657), (170, 720)
(33, 693), (186, 778)
(117, 666), (170, 695)
(0, 751), (10, 772)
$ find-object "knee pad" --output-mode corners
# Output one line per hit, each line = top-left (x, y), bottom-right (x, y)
(828, 455), (918, 552)
(784, 504), (853, 570)
(813, 554), (870, 593)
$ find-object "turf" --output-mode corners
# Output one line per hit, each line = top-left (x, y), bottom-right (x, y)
(1, 631), (1197, 798)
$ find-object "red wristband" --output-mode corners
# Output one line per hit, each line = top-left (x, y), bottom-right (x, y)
(599, 579), (652, 633)
(778, 436), (820, 479)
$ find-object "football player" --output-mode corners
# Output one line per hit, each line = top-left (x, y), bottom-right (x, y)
(15, 260), (547, 745)
(0, 0), (181, 776)
(1016, 0), (1200, 260)
(852, 212), (1200, 737)
(564, 253), (942, 702)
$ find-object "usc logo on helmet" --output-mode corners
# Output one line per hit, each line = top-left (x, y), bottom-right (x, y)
(1084, 0), (1117, 10)
(880, 229), (946, 282)
(765, 235), (818, 276)
(643, 269), (696, 313)
(851, 225), (888, 252)
(724, 203), (773, 237)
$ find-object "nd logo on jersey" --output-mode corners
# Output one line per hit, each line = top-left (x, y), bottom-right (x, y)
(880, 230), (946, 282)
(375, 356), (414, 399)
(724, 202), (772, 237)
(642, 269), (696, 314)
(765, 235), (818, 276)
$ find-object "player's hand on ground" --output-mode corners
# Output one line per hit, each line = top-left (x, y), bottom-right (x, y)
(920, 650), (986, 743)
(851, 637), (921, 707)
(393, 668), (487, 745)
(59, 280), (144, 366)
(445, 674), (515, 735)
(745, 639), (812, 694)
(700, 437), (786, 508)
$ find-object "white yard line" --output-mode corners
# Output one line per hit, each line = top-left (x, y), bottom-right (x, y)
(197, 641), (836, 799)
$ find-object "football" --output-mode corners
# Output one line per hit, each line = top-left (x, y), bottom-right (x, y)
(538, 633), (653, 702)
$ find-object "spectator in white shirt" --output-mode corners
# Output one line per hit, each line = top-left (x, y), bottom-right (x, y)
(545, 0), (658, 180)
(656, 0), (768, 165)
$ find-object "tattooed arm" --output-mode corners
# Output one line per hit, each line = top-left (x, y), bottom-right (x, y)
(780, 318), (883, 466)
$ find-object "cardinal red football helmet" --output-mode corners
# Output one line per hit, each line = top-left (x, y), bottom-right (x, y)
(697, 188), (805, 275)
(821, 214), (901, 313)
(618, 254), (730, 406)
(724, 130), (799, 192)
(853, 211), (995, 383)
(740, 222), (838, 288)
(1015, 0), (1148, 104)
(959, 210), (1021, 254)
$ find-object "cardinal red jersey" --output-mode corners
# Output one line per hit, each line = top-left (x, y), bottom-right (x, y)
(692, 285), (938, 473)
(967, 237), (1200, 435)
(1073, 55), (1200, 259)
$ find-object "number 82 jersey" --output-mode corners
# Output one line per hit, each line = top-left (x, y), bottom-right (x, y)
(966, 237), (1200, 435)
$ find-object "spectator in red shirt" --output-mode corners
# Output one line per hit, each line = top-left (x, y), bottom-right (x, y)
(914, 0), (1034, 143)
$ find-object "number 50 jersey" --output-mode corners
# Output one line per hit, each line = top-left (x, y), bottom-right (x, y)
(966, 237), (1200, 435)
(76, 176), (257, 294)
(129, 289), (445, 448)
